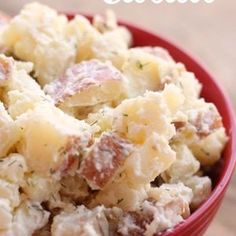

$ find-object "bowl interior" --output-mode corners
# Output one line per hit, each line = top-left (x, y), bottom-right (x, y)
(66, 13), (236, 235)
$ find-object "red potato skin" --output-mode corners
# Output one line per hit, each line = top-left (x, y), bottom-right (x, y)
(0, 56), (13, 85)
(79, 132), (132, 190)
(173, 109), (222, 139)
(193, 110), (223, 138)
(52, 135), (94, 176)
(45, 60), (125, 104)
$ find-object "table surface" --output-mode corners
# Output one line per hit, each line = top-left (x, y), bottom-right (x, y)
(0, 0), (235, 235)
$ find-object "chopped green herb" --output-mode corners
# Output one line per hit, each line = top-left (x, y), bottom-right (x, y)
(117, 198), (124, 204)
(18, 164), (23, 168)
(90, 120), (98, 126)
(8, 160), (17, 166)
(136, 60), (149, 70)
(123, 113), (128, 117)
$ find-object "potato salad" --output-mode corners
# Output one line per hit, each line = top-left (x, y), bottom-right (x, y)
(0, 2), (228, 236)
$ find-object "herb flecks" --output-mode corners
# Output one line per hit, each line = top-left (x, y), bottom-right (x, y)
(8, 160), (17, 166)
(117, 198), (124, 204)
(136, 60), (150, 70)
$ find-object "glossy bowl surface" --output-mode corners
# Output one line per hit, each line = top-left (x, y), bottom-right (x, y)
(66, 13), (236, 236)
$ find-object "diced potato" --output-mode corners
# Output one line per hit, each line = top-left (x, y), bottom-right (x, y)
(66, 15), (100, 62)
(0, 199), (12, 230)
(60, 175), (89, 203)
(162, 84), (185, 116)
(2, 2), (76, 85)
(124, 133), (176, 186)
(190, 128), (228, 166)
(0, 179), (20, 207)
(173, 99), (228, 166)
(11, 201), (49, 236)
(148, 183), (193, 207)
(79, 132), (133, 190)
(182, 176), (212, 209)
(86, 106), (114, 134)
(7, 90), (52, 119)
(0, 102), (21, 158)
(113, 91), (175, 144)
(51, 205), (109, 236)
(0, 55), (52, 119)
(90, 179), (149, 211)
(67, 10), (131, 68)
(0, 54), (14, 87)
(16, 103), (93, 175)
(22, 173), (60, 203)
(134, 46), (174, 62)
(186, 100), (223, 138)
(44, 60), (127, 108)
(92, 30), (129, 69)
(166, 144), (200, 181)
(175, 71), (202, 100)
(122, 48), (181, 97)
(91, 11), (131, 69)
(0, 153), (27, 184)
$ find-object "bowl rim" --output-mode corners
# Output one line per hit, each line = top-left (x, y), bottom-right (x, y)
(65, 12), (236, 234)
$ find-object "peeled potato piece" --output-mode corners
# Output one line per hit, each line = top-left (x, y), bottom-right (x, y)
(0, 102), (21, 158)
(16, 103), (93, 176)
(0, 55), (53, 119)
(134, 46), (174, 63)
(1, 2), (76, 86)
(112, 91), (175, 144)
(51, 205), (109, 236)
(124, 133), (176, 187)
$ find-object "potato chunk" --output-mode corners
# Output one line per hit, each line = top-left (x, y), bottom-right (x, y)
(90, 180), (149, 211)
(16, 103), (93, 175)
(79, 132), (133, 190)
(0, 55), (52, 119)
(0, 55), (13, 87)
(0, 179), (20, 208)
(122, 48), (181, 97)
(0, 199), (12, 230)
(2, 2), (76, 85)
(166, 144), (200, 182)
(45, 60), (127, 108)
(182, 176), (212, 209)
(113, 91), (175, 144)
(0, 102), (21, 157)
(0, 153), (27, 184)
(11, 201), (49, 236)
(173, 99), (228, 166)
(117, 196), (190, 236)
(51, 205), (109, 236)
(124, 133), (176, 187)
(134, 46), (174, 62)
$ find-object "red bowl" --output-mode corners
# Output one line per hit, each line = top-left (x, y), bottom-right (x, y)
(66, 13), (236, 236)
